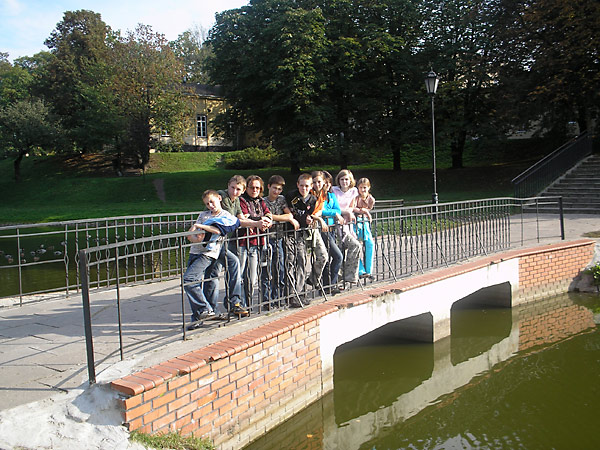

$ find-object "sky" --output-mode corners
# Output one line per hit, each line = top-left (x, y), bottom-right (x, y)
(0, 0), (249, 62)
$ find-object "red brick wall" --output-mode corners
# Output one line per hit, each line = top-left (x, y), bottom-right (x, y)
(516, 240), (595, 302)
(112, 317), (327, 450)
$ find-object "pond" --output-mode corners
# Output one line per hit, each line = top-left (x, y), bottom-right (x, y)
(243, 292), (600, 450)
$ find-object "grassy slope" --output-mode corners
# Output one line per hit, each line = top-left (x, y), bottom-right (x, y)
(0, 150), (533, 224)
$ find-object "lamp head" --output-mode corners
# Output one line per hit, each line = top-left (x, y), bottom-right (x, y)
(425, 70), (439, 95)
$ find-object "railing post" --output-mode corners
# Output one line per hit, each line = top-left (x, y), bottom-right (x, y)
(79, 249), (96, 384)
(115, 246), (124, 360)
(179, 237), (187, 340)
(16, 229), (23, 306)
(558, 197), (565, 240)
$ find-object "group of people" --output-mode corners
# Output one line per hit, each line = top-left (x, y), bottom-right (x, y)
(183, 169), (376, 330)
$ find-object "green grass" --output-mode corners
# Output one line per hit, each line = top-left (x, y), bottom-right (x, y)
(0, 151), (532, 224)
(145, 152), (225, 172)
(129, 430), (214, 450)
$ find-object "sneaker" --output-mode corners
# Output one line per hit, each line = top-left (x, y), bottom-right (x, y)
(231, 304), (249, 317)
(187, 320), (204, 331)
(208, 312), (228, 321)
(192, 310), (213, 321)
(289, 297), (310, 308)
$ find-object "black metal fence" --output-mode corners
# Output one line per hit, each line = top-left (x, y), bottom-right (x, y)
(0, 211), (201, 305)
(75, 196), (566, 382)
(512, 132), (592, 198)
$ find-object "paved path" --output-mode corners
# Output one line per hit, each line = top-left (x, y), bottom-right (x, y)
(1, 214), (598, 411)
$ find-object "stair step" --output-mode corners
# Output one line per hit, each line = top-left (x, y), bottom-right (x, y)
(534, 152), (600, 214)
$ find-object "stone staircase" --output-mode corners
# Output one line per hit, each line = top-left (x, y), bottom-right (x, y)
(537, 154), (600, 214)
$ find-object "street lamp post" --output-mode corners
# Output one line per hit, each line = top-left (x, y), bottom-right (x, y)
(425, 70), (439, 205)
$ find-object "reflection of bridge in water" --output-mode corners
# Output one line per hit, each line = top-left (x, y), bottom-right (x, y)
(326, 309), (520, 450)
(246, 291), (597, 450)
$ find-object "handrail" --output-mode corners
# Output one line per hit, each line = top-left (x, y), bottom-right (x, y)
(511, 132), (592, 198)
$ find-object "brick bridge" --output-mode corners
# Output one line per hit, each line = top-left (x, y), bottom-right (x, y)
(111, 238), (596, 450)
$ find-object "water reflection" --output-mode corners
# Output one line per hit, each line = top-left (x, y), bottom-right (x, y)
(243, 292), (600, 450)
(334, 331), (434, 425)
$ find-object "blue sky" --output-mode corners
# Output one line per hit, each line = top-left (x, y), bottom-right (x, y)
(1, 0), (249, 61)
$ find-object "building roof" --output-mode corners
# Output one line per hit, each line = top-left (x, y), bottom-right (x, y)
(183, 83), (223, 99)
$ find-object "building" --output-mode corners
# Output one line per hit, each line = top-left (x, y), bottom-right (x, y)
(156, 83), (262, 152)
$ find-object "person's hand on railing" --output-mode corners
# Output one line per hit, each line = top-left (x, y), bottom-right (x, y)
(186, 224), (205, 243)
(259, 214), (273, 231)
(313, 216), (329, 232)
(335, 213), (346, 225)
(343, 210), (356, 224)
(357, 209), (372, 221)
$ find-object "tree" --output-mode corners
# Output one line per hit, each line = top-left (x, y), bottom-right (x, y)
(0, 53), (33, 107)
(0, 99), (63, 181)
(494, 0), (600, 137)
(41, 10), (119, 153)
(319, 0), (423, 170)
(170, 25), (213, 84)
(419, 0), (501, 169)
(208, 0), (430, 172)
(208, 0), (329, 173)
(109, 24), (189, 170)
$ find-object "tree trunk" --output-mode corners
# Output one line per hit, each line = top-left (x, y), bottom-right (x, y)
(577, 104), (587, 134)
(338, 131), (348, 170)
(451, 130), (467, 169)
(290, 160), (300, 174)
(13, 150), (25, 182)
(392, 145), (401, 171)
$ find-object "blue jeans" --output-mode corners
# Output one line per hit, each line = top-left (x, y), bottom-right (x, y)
(261, 238), (285, 303)
(355, 220), (374, 275)
(183, 253), (216, 321)
(322, 230), (343, 286)
(239, 245), (260, 305)
(204, 245), (244, 311)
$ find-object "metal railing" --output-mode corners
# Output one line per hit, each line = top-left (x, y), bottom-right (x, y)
(77, 197), (565, 382)
(512, 131), (592, 198)
(0, 211), (202, 305)
(0, 200), (404, 305)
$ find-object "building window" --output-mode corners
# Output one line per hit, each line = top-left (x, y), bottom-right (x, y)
(197, 115), (207, 138)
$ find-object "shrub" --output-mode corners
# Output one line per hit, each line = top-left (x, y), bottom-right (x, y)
(154, 140), (184, 153)
(223, 146), (281, 169)
(584, 262), (600, 286)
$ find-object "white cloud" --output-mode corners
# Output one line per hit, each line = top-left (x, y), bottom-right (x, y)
(0, 0), (24, 16)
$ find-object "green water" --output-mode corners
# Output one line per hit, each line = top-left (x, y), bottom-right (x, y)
(244, 292), (600, 450)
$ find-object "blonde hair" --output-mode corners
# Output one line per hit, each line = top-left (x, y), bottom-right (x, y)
(297, 173), (313, 184)
(335, 169), (355, 188)
(228, 174), (247, 189)
(202, 189), (221, 201)
(356, 177), (371, 188)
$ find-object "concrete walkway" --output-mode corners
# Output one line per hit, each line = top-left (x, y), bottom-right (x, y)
(1, 214), (598, 411)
